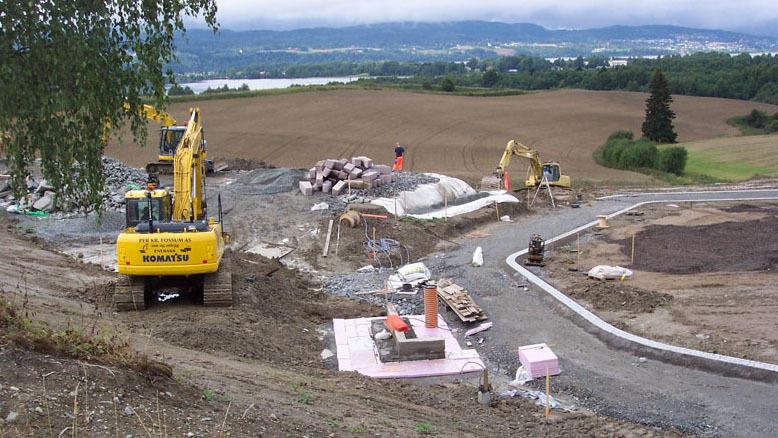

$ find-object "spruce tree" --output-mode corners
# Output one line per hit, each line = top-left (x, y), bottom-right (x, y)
(642, 69), (678, 143)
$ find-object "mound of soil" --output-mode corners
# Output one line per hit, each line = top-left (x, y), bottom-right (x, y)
(123, 252), (382, 366)
(622, 216), (778, 274)
(566, 280), (673, 313)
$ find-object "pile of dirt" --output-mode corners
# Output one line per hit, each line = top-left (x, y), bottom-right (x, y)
(565, 280), (673, 313)
(122, 252), (383, 366)
(623, 215), (778, 274)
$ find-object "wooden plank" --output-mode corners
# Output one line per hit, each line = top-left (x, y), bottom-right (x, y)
(322, 219), (334, 257)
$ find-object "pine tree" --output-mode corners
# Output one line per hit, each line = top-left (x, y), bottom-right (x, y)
(642, 69), (678, 143)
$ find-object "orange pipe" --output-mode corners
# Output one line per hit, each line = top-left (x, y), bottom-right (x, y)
(423, 283), (438, 328)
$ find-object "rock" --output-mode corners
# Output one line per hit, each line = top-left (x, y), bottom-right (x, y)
(638, 357), (647, 363)
(201, 416), (212, 422)
(33, 194), (54, 212)
(320, 349), (334, 360)
(123, 406), (134, 416)
(34, 407), (44, 414)
(5, 411), (18, 423)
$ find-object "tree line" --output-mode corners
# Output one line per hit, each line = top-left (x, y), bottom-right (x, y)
(203, 52), (778, 104)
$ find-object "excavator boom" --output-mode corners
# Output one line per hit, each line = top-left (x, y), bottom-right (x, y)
(484, 139), (571, 189)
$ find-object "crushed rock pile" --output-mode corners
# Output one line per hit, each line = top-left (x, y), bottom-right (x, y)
(0, 156), (147, 215)
(323, 270), (424, 315)
(227, 168), (307, 195)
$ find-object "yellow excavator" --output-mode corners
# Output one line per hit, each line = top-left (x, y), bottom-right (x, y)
(482, 140), (571, 190)
(114, 108), (231, 311)
(110, 103), (214, 175)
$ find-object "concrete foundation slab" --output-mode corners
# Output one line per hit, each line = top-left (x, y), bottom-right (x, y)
(333, 314), (484, 378)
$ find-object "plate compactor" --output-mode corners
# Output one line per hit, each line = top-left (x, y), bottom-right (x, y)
(525, 234), (545, 267)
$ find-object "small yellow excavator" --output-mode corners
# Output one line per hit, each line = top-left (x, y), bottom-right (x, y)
(482, 140), (571, 190)
(114, 108), (231, 311)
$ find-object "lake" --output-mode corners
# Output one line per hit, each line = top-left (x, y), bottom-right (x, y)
(179, 77), (361, 94)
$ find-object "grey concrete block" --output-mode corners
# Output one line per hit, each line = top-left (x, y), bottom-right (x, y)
(299, 181), (313, 196)
(344, 163), (355, 173)
(380, 174), (392, 185)
(362, 170), (379, 182)
(322, 167), (332, 178)
(325, 159), (337, 169)
(332, 180), (346, 196)
(349, 168), (363, 179)
(322, 180), (333, 193)
(374, 164), (391, 175)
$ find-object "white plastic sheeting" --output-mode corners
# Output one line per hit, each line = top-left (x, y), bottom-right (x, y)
(386, 262), (431, 290)
(371, 173), (518, 219)
(587, 265), (633, 280)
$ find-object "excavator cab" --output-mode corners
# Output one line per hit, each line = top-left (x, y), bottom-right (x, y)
(159, 126), (186, 157)
(541, 163), (562, 183)
(123, 189), (173, 228)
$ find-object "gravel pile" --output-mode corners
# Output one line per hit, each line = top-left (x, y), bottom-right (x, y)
(323, 270), (424, 315)
(1, 156), (147, 215)
(346, 171), (439, 198)
(227, 168), (307, 195)
(101, 156), (148, 208)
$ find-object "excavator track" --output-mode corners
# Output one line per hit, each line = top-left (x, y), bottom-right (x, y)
(202, 254), (233, 307)
(114, 276), (146, 311)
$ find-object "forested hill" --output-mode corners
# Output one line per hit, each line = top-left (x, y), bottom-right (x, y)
(173, 21), (778, 73)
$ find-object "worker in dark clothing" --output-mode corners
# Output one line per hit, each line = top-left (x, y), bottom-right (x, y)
(393, 142), (405, 171)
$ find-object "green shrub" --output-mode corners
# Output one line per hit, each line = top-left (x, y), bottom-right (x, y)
(607, 130), (634, 142)
(658, 146), (688, 175)
(440, 77), (455, 92)
(599, 138), (630, 165)
(766, 119), (778, 133)
(745, 109), (769, 128)
(618, 139), (658, 170)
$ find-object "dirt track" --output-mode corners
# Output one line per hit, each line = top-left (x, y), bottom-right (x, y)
(106, 89), (778, 184)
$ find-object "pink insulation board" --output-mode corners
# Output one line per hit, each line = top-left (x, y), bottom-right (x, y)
(518, 343), (560, 378)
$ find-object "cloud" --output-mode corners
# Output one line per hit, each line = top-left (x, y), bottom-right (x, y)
(201, 0), (778, 35)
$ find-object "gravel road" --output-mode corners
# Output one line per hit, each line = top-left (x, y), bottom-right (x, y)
(427, 189), (778, 437)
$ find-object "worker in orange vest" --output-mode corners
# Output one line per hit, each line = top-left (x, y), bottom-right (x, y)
(392, 142), (405, 171)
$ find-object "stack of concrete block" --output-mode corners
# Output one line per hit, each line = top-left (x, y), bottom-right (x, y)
(299, 156), (393, 196)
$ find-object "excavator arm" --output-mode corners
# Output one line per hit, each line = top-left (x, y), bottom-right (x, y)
(122, 103), (177, 127)
(496, 140), (543, 180)
(102, 103), (178, 143)
(172, 108), (206, 222)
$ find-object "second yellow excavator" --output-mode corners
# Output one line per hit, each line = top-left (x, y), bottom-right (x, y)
(114, 103), (214, 175)
(114, 107), (231, 311)
(482, 140), (571, 190)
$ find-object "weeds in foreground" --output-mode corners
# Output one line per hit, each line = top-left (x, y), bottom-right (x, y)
(415, 423), (438, 435)
(348, 424), (367, 433)
(298, 390), (314, 405)
(0, 296), (170, 378)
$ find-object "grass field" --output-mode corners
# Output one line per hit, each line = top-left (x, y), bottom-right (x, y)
(672, 134), (778, 181)
(109, 89), (778, 185)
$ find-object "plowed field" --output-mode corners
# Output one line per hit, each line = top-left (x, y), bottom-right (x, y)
(106, 89), (778, 184)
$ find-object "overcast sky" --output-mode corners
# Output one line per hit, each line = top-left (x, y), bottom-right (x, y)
(198, 0), (778, 36)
